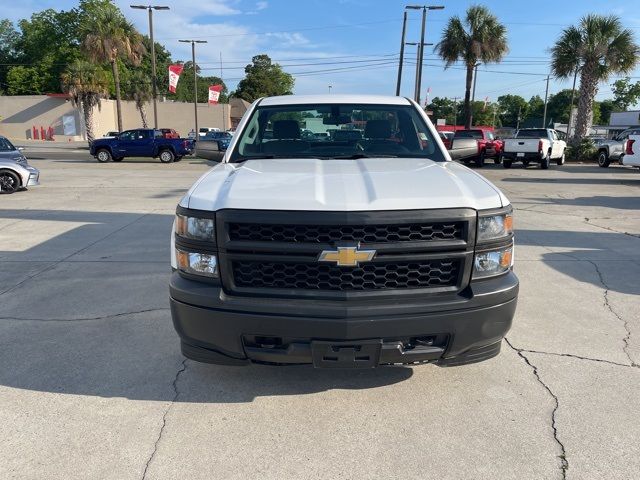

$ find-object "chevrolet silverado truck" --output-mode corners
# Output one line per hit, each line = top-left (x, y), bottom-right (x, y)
(453, 129), (503, 167)
(170, 95), (519, 369)
(90, 128), (194, 163)
(502, 128), (566, 169)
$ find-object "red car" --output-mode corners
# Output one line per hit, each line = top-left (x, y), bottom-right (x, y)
(160, 128), (180, 139)
(452, 129), (503, 167)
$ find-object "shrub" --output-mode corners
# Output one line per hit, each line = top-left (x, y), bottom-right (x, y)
(566, 138), (598, 162)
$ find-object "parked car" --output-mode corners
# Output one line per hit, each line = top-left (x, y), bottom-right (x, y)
(169, 94), (518, 368)
(617, 134), (640, 168)
(160, 128), (179, 139)
(453, 129), (503, 167)
(596, 127), (640, 167)
(199, 127), (221, 137)
(89, 129), (194, 163)
(502, 128), (566, 169)
(0, 136), (40, 194)
(195, 131), (232, 161)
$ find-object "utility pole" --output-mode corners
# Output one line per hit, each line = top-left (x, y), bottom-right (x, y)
(130, 5), (170, 130)
(516, 106), (521, 130)
(328, 85), (332, 94)
(452, 96), (459, 127)
(179, 39), (208, 138)
(405, 5), (444, 104)
(542, 74), (550, 128)
(396, 11), (408, 96)
(220, 51), (225, 131)
(406, 41), (432, 103)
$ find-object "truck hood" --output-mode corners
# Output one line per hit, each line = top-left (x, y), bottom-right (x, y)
(185, 157), (506, 212)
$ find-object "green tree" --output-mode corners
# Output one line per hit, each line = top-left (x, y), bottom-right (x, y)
(551, 15), (639, 141)
(6, 65), (47, 94)
(0, 19), (20, 93)
(598, 99), (616, 124)
(435, 5), (508, 128)
(469, 101), (500, 127)
(81, 3), (145, 132)
(426, 96), (462, 125)
(122, 69), (152, 127)
(497, 94), (528, 127)
(61, 60), (109, 144)
(546, 89), (577, 124)
(526, 95), (545, 123)
(611, 77), (640, 110)
(233, 54), (294, 102)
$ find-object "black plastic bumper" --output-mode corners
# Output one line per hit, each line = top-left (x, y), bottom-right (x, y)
(170, 271), (518, 368)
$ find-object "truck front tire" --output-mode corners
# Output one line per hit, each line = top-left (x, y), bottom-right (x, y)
(598, 151), (610, 168)
(475, 150), (485, 168)
(503, 159), (512, 169)
(556, 150), (566, 165)
(96, 149), (112, 163)
(159, 150), (175, 163)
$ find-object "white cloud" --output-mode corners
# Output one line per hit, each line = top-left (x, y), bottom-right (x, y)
(256, 1), (268, 10)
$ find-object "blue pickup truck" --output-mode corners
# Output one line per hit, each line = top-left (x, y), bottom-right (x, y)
(90, 129), (194, 163)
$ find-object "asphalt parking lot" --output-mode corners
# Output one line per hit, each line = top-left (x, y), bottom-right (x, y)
(1, 150), (639, 480)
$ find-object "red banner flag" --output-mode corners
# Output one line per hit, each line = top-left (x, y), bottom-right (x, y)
(208, 84), (223, 104)
(168, 64), (184, 93)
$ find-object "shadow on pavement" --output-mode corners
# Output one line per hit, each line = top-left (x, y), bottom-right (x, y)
(522, 196), (640, 210)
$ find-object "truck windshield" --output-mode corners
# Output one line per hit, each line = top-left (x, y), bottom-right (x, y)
(229, 103), (446, 162)
(454, 130), (483, 139)
(516, 129), (548, 138)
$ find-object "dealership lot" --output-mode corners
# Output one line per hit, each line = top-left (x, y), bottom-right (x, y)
(1, 152), (639, 480)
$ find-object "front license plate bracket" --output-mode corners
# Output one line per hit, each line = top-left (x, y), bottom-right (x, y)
(311, 339), (382, 369)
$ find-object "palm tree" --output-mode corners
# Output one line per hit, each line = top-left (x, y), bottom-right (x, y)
(81, 7), (145, 132)
(61, 60), (108, 145)
(551, 15), (639, 142)
(435, 5), (508, 128)
(124, 70), (152, 128)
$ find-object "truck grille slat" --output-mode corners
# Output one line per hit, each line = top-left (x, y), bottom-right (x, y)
(232, 259), (461, 291)
(228, 222), (464, 244)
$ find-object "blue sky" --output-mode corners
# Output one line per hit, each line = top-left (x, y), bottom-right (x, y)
(6, 0), (640, 102)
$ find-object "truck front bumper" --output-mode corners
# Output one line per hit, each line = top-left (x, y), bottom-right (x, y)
(170, 271), (519, 368)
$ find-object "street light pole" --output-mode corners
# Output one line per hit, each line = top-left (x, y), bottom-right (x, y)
(406, 41), (432, 103)
(542, 74), (550, 128)
(395, 11), (408, 96)
(179, 39), (208, 138)
(406, 5), (444, 105)
(130, 5), (170, 130)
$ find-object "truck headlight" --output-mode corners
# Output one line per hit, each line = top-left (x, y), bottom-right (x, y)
(473, 245), (513, 279)
(176, 249), (218, 277)
(477, 213), (513, 242)
(175, 214), (215, 241)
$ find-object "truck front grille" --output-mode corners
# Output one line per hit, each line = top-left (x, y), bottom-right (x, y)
(228, 221), (464, 243)
(232, 259), (461, 291)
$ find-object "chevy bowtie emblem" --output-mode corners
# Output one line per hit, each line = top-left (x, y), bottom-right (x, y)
(318, 245), (376, 267)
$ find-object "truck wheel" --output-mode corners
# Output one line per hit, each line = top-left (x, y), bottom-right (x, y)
(598, 151), (610, 168)
(159, 150), (175, 163)
(541, 154), (550, 170)
(0, 170), (20, 194)
(556, 151), (566, 166)
(494, 154), (503, 165)
(475, 150), (485, 168)
(503, 160), (512, 169)
(96, 149), (112, 163)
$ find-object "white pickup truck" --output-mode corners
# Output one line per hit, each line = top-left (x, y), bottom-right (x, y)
(619, 134), (640, 168)
(169, 95), (519, 369)
(502, 128), (566, 169)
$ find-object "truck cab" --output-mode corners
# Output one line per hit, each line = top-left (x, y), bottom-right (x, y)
(169, 95), (518, 369)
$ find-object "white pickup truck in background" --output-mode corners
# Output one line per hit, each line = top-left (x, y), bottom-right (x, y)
(619, 134), (640, 168)
(502, 128), (566, 169)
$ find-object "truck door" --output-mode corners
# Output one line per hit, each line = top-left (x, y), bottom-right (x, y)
(550, 130), (561, 158)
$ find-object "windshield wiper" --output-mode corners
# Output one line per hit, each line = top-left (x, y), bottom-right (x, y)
(330, 153), (400, 159)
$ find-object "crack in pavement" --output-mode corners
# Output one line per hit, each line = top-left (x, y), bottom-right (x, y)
(505, 338), (568, 479)
(583, 218), (640, 239)
(510, 346), (634, 369)
(586, 260), (639, 368)
(0, 308), (170, 322)
(142, 359), (187, 480)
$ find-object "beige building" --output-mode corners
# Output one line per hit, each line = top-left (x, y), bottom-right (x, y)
(0, 95), (250, 141)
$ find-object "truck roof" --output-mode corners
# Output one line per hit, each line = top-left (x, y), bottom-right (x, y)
(259, 94), (413, 106)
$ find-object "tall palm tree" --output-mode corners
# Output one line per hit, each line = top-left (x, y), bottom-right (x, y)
(81, 7), (145, 132)
(124, 70), (152, 128)
(435, 5), (508, 128)
(551, 15), (639, 142)
(61, 60), (108, 145)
